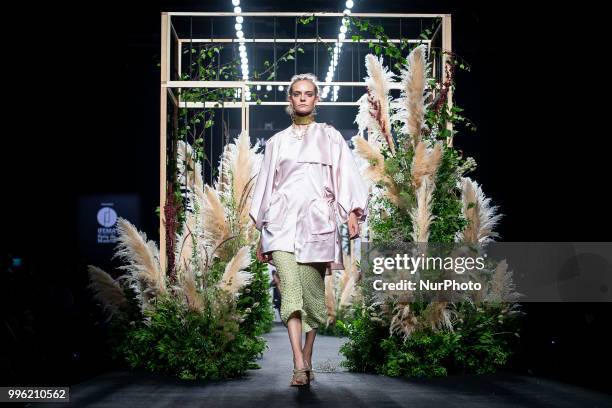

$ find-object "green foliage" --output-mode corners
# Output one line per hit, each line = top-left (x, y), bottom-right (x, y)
(335, 16), (521, 381)
(316, 304), (353, 337)
(104, 284), (146, 364)
(133, 38), (293, 380)
(205, 257), (226, 288)
(113, 295), (266, 380)
(236, 249), (274, 337)
(298, 15), (315, 25)
(347, 15), (476, 138)
(367, 141), (470, 244)
(316, 321), (343, 337)
(340, 301), (521, 378)
(429, 146), (468, 243)
(379, 329), (457, 378)
(369, 195), (415, 244)
(349, 17), (440, 66)
(449, 302), (521, 375)
(339, 303), (389, 372)
(100, 245), (272, 382)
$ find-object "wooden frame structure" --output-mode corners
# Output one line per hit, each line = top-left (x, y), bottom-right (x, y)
(160, 11), (453, 271)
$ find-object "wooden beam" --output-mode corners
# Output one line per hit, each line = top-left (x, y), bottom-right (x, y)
(177, 38), (430, 44)
(167, 12), (447, 18)
(160, 12), (170, 274)
(442, 14), (454, 147)
(163, 80), (405, 89)
(242, 84), (247, 132)
(179, 101), (365, 108)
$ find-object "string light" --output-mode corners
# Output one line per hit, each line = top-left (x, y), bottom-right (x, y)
(233, 1), (249, 91)
(321, 1), (357, 100)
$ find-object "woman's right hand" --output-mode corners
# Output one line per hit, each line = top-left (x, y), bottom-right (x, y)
(256, 239), (271, 263)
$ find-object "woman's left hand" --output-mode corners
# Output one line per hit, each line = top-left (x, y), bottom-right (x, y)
(348, 211), (360, 240)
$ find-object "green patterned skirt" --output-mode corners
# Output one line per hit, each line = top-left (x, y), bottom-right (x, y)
(271, 250), (327, 333)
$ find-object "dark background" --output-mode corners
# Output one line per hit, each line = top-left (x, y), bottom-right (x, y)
(2, 0), (610, 392)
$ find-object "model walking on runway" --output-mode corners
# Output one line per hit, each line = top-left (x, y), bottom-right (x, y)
(249, 73), (369, 386)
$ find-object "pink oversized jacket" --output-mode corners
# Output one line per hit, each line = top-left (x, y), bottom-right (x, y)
(249, 122), (370, 270)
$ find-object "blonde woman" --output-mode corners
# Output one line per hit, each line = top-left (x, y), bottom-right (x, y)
(249, 73), (369, 386)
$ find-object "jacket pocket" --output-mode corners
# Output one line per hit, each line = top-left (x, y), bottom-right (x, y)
(306, 197), (335, 242)
(263, 193), (287, 231)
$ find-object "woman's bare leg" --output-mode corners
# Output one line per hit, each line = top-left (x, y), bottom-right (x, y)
(287, 311), (305, 369)
(302, 262), (325, 367)
(302, 328), (317, 367)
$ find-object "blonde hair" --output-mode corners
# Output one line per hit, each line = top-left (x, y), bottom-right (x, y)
(285, 73), (320, 117)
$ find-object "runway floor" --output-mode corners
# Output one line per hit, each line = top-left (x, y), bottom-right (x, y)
(34, 321), (612, 407)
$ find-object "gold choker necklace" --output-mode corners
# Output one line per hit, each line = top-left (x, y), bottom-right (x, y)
(292, 113), (315, 125)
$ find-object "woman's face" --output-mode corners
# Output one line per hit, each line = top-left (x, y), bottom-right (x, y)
(288, 80), (319, 116)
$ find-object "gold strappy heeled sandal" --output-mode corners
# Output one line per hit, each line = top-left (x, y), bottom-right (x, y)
(290, 367), (310, 386)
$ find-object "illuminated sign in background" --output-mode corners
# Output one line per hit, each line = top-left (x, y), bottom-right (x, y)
(78, 194), (140, 266)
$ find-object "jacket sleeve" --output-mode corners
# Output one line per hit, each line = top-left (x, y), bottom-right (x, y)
(334, 132), (370, 225)
(249, 141), (272, 231)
